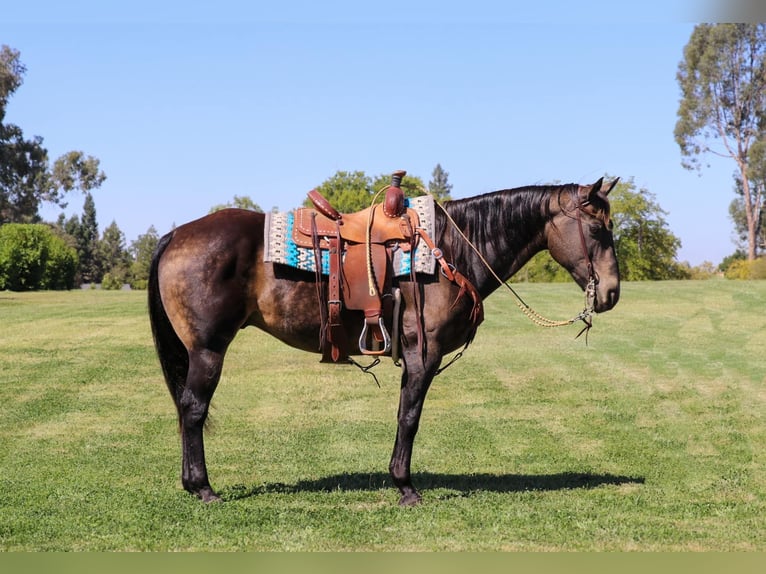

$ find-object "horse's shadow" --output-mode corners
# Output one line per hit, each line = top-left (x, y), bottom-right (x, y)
(221, 471), (645, 501)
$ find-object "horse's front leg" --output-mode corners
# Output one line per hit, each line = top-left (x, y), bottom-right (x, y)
(389, 351), (441, 506)
(179, 347), (224, 502)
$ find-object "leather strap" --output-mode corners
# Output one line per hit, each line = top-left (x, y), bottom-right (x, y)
(325, 232), (347, 362)
(416, 227), (484, 330)
(311, 212), (329, 354)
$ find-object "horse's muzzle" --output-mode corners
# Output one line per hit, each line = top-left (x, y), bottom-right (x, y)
(595, 286), (620, 313)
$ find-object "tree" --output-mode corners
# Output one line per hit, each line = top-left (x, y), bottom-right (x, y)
(370, 172), (427, 200)
(675, 24), (766, 260)
(610, 178), (687, 280)
(129, 225), (159, 289)
(306, 171), (373, 213)
(73, 192), (101, 283)
(428, 163), (453, 202)
(306, 170), (429, 213)
(511, 251), (570, 283)
(209, 195), (263, 213)
(0, 46), (25, 116)
(516, 177), (686, 282)
(729, 184), (765, 254)
(50, 151), (106, 208)
(99, 220), (130, 284)
(1, 45), (106, 224)
(1, 45), (45, 224)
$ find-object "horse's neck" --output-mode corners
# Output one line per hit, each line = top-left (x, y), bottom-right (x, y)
(441, 190), (550, 297)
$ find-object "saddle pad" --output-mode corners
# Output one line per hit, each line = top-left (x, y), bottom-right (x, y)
(264, 195), (437, 276)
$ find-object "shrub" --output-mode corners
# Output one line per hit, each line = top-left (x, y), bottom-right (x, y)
(724, 258), (766, 280)
(752, 258), (766, 279)
(101, 272), (124, 290)
(0, 224), (78, 290)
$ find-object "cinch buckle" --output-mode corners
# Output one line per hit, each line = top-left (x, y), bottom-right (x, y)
(359, 317), (391, 356)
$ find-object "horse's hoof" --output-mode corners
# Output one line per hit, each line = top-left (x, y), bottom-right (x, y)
(198, 487), (222, 503)
(398, 492), (422, 507)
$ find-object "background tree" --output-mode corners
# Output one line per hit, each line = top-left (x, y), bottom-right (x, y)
(729, 179), (765, 255)
(1, 45), (106, 225)
(428, 163), (453, 202)
(370, 172), (427, 200)
(516, 177), (686, 282)
(306, 170), (373, 213)
(209, 195), (263, 213)
(72, 192), (102, 283)
(129, 225), (159, 289)
(511, 251), (570, 283)
(306, 170), (429, 213)
(50, 151), (106, 208)
(98, 220), (130, 288)
(675, 24), (766, 260)
(0, 45), (24, 113)
(1, 46), (48, 223)
(610, 178), (687, 280)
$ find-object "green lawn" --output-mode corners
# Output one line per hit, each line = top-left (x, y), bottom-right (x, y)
(0, 281), (764, 550)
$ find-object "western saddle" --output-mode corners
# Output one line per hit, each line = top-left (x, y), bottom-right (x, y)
(293, 170), (484, 364)
(291, 170), (418, 362)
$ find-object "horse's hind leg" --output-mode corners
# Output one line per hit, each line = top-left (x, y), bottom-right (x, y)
(179, 347), (225, 502)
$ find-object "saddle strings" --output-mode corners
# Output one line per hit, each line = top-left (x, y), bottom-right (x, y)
(365, 185), (389, 297)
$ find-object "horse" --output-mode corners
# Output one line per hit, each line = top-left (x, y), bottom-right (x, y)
(148, 177), (621, 506)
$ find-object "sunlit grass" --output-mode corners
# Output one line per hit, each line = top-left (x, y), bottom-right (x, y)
(0, 282), (764, 550)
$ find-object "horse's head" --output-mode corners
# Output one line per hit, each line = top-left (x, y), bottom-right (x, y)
(546, 178), (621, 313)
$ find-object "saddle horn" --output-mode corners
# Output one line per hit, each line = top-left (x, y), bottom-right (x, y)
(384, 170), (407, 218)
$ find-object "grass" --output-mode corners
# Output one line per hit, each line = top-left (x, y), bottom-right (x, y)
(0, 281), (764, 550)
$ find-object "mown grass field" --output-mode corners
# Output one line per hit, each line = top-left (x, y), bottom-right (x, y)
(0, 281), (764, 551)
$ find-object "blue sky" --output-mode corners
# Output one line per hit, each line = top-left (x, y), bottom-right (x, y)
(1, 1), (749, 265)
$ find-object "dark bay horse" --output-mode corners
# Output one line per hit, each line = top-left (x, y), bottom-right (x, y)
(148, 178), (620, 506)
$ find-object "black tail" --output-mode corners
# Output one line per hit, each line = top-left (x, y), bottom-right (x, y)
(148, 231), (187, 416)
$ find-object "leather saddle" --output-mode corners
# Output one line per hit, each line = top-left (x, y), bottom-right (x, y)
(295, 170), (420, 362)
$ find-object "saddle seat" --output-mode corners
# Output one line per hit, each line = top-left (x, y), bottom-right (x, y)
(299, 171), (419, 363)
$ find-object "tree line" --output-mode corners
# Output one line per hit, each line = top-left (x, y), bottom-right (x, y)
(3, 25), (766, 290)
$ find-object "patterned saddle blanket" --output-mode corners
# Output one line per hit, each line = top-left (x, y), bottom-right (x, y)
(263, 195), (437, 276)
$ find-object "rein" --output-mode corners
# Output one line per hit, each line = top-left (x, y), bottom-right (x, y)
(435, 192), (597, 341)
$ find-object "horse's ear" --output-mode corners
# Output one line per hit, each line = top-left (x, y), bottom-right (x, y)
(581, 177), (604, 203)
(603, 177), (620, 196)
(591, 177), (604, 192)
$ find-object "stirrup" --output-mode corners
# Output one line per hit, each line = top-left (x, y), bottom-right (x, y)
(359, 316), (391, 355)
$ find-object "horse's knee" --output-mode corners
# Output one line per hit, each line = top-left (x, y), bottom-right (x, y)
(189, 348), (224, 381)
(181, 350), (224, 409)
(178, 388), (211, 426)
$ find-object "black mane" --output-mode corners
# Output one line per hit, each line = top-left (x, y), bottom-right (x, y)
(438, 184), (578, 287)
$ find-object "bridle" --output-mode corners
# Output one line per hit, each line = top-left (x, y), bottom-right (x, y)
(436, 187), (600, 341)
(572, 190), (600, 330)
(409, 187), (604, 378)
